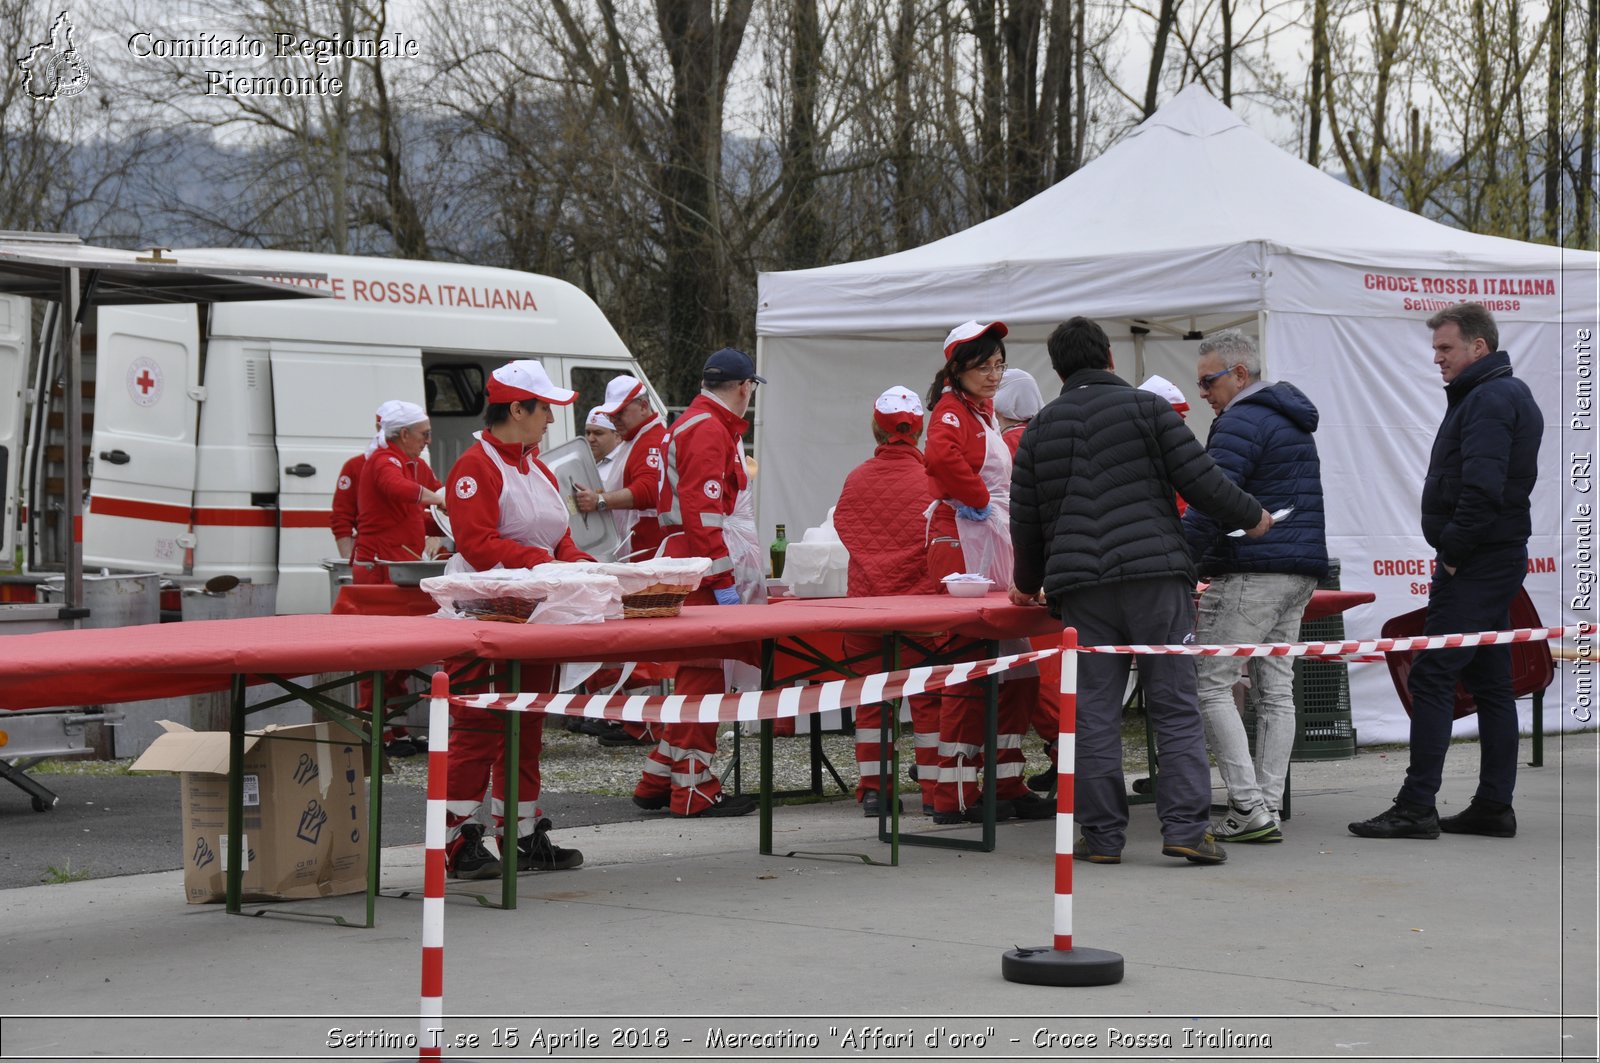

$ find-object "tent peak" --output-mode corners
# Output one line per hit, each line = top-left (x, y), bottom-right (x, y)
(1129, 83), (1247, 140)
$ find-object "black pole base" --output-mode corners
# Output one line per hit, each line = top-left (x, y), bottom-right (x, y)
(1001, 944), (1124, 986)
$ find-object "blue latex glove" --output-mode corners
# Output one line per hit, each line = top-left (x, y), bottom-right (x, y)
(955, 503), (992, 522)
(712, 586), (741, 606)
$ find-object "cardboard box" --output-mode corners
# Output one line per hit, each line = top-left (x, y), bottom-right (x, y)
(131, 721), (368, 904)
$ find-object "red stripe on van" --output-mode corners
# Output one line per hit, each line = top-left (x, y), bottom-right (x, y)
(89, 497), (332, 529)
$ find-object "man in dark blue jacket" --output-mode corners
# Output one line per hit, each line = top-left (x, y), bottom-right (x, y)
(1350, 303), (1542, 841)
(1183, 330), (1328, 844)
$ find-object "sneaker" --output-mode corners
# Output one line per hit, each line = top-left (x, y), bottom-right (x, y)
(1439, 799), (1516, 838)
(1072, 836), (1121, 864)
(861, 791), (903, 817)
(446, 823), (502, 880)
(384, 737), (421, 759)
(679, 792), (759, 818)
(1162, 832), (1228, 865)
(631, 793), (669, 811)
(1026, 767), (1058, 794)
(516, 818), (583, 872)
(597, 726), (653, 748)
(1348, 800), (1440, 839)
(1008, 792), (1057, 820)
(930, 800), (1015, 825)
(1213, 802), (1283, 843)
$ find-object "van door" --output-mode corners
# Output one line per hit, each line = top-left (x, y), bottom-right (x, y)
(269, 343), (422, 612)
(0, 295), (30, 562)
(83, 306), (200, 574)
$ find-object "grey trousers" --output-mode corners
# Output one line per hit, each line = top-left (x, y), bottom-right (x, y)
(1058, 577), (1211, 851)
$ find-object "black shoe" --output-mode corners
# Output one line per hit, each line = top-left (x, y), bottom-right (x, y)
(446, 823), (502, 880)
(1131, 776), (1154, 795)
(384, 737), (421, 759)
(1348, 800), (1440, 839)
(907, 764), (919, 782)
(1439, 799), (1517, 838)
(679, 792), (758, 818)
(861, 791), (903, 817)
(517, 818), (583, 872)
(598, 726), (653, 748)
(631, 793), (669, 811)
(1008, 792), (1056, 820)
(1026, 767), (1057, 794)
(930, 800), (1014, 825)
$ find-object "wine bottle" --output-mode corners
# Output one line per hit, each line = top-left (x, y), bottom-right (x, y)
(769, 523), (788, 579)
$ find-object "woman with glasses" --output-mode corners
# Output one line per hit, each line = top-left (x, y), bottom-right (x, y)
(922, 321), (1053, 825)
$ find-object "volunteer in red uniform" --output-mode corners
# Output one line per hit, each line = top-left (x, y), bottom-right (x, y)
(574, 375), (667, 561)
(350, 400), (441, 756)
(440, 359), (590, 879)
(630, 349), (762, 818)
(924, 321), (1052, 824)
(330, 399), (407, 560)
(833, 386), (941, 816)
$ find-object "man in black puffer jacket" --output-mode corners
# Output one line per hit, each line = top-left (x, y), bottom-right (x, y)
(1350, 303), (1543, 842)
(1011, 316), (1272, 866)
(1182, 330), (1328, 847)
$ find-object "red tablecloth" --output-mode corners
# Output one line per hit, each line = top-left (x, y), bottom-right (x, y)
(0, 593), (1055, 710)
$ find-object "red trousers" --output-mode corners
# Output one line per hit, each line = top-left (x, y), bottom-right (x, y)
(351, 563), (411, 741)
(843, 632), (939, 807)
(443, 660), (551, 842)
(634, 589), (726, 815)
(927, 533), (1033, 812)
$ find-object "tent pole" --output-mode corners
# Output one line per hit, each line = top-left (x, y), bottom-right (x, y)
(61, 267), (82, 615)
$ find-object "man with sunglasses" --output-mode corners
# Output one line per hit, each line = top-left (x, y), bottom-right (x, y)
(1183, 330), (1328, 845)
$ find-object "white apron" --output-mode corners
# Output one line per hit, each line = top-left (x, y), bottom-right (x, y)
(598, 439), (632, 543)
(444, 433), (571, 577)
(953, 412), (1015, 592)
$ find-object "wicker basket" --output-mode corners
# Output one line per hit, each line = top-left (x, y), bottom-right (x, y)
(459, 597), (538, 623)
(620, 582), (696, 619)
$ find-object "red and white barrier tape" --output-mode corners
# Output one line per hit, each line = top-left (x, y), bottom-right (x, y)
(451, 646), (1062, 723)
(1080, 623), (1586, 660)
(448, 624), (1583, 725)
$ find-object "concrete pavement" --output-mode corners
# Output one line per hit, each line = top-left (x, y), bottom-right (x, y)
(1, 737), (1595, 1062)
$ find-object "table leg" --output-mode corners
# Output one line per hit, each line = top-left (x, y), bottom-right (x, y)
(365, 669), (384, 927)
(225, 673), (246, 914)
(501, 660), (522, 911)
(759, 718), (774, 856)
(981, 640), (998, 851)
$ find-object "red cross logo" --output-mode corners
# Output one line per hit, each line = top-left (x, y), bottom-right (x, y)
(135, 369), (156, 395)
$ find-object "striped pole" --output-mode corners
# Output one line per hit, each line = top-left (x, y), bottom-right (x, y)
(1001, 626), (1123, 986)
(419, 671), (449, 1060)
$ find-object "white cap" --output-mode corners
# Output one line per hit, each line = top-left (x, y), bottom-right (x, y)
(994, 368), (1043, 420)
(598, 375), (646, 415)
(1139, 374), (1190, 413)
(380, 400), (428, 436)
(367, 399), (412, 455)
(873, 385), (924, 416)
(585, 407), (616, 431)
(942, 319), (1008, 359)
(487, 359), (576, 406)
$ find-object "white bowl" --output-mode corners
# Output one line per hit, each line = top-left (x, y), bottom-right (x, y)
(943, 577), (993, 598)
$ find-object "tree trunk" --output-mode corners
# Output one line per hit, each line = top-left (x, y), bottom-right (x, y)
(1143, 0), (1180, 117)
(780, 0), (823, 268)
(970, 0), (1005, 214)
(1581, 0), (1598, 247)
(1307, 0), (1327, 165)
(891, 0), (918, 249)
(1003, 0), (1047, 205)
(1545, 0), (1565, 243)
(654, 0), (753, 403)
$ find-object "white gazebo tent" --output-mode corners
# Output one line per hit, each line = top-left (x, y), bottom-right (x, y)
(755, 84), (1597, 743)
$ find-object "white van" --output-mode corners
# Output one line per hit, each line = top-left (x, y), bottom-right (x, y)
(5, 250), (659, 615)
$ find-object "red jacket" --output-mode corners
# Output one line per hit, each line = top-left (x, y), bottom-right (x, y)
(834, 442), (937, 597)
(446, 432), (591, 570)
(657, 393), (747, 591)
(619, 415), (667, 558)
(353, 443), (441, 564)
(331, 452), (366, 539)
(1001, 421), (1027, 458)
(926, 390), (994, 508)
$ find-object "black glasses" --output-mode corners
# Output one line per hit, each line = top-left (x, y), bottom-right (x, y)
(1197, 365), (1239, 392)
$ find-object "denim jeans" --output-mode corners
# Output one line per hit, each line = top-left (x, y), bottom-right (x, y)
(1194, 572), (1317, 812)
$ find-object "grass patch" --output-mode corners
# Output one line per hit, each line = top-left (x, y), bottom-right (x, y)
(27, 757), (135, 777)
(43, 860), (91, 884)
